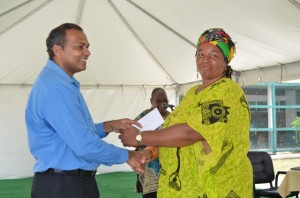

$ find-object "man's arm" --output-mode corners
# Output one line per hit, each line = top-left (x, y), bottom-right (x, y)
(103, 119), (142, 134)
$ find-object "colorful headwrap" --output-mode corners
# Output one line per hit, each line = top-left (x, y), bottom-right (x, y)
(196, 28), (236, 64)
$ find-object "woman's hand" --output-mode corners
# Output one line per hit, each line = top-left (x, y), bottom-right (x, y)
(119, 126), (140, 147)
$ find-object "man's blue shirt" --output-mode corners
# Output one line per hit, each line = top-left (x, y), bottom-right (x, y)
(25, 60), (128, 172)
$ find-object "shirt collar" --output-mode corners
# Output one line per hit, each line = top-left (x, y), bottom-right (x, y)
(46, 59), (80, 88)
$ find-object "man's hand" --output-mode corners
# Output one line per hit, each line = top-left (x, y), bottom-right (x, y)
(104, 119), (142, 133)
(119, 126), (140, 147)
(126, 150), (146, 174)
(140, 149), (153, 163)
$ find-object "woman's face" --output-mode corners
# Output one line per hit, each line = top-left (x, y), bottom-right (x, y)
(195, 42), (226, 81)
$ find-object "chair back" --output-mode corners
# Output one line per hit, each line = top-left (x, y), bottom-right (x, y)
(247, 151), (275, 184)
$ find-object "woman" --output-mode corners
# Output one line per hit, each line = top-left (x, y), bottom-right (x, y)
(120, 28), (253, 198)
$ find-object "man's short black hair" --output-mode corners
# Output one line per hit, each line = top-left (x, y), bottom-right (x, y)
(46, 23), (83, 60)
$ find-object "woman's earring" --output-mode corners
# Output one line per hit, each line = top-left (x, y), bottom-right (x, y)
(196, 69), (199, 78)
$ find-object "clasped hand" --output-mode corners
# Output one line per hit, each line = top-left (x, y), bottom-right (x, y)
(118, 126), (140, 147)
(126, 150), (147, 174)
(119, 125), (153, 174)
(104, 119), (146, 173)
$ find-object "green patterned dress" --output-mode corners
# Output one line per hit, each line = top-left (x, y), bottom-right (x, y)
(158, 78), (253, 198)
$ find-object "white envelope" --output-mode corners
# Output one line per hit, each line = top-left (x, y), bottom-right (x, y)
(133, 108), (164, 132)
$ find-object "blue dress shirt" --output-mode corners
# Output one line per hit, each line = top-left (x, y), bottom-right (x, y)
(25, 60), (128, 172)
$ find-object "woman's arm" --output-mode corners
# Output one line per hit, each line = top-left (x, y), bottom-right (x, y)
(119, 123), (204, 147)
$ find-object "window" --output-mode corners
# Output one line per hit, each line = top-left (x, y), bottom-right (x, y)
(244, 83), (300, 152)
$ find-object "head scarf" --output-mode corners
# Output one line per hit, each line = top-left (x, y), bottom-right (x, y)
(196, 28), (236, 64)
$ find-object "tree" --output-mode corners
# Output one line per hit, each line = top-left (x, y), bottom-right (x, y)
(291, 117), (300, 143)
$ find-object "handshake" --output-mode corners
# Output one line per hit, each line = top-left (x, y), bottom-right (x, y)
(105, 118), (153, 174)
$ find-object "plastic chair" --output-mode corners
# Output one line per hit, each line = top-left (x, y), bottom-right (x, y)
(247, 151), (299, 198)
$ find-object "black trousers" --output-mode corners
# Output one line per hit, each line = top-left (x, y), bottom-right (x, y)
(31, 173), (100, 198)
(143, 192), (157, 198)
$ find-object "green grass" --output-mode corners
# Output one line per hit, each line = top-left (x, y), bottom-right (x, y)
(1, 157), (299, 198)
(0, 177), (32, 198)
(97, 172), (141, 198)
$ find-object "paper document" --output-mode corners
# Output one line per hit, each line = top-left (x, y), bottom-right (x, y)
(133, 108), (164, 132)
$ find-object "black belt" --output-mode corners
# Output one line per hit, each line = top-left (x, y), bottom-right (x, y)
(37, 168), (97, 177)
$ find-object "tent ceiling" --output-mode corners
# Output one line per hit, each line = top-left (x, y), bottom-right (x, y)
(1, 0), (300, 180)
(1, 0), (300, 87)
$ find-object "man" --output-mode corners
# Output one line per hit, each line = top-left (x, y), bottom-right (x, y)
(134, 87), (171, 198)
(25, 23), (144, 198)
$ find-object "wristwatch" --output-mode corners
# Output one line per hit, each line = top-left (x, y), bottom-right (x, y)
(136, 132), (142, 146)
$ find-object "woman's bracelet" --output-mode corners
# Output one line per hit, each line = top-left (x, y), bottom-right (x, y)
(145, 146), (159, 161)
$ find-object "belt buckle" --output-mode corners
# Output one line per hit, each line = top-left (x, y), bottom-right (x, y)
(80, 169), (97, 177)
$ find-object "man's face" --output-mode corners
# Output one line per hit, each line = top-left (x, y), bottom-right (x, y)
(151, 91), (169, 116)
(54, 29), (90, 76)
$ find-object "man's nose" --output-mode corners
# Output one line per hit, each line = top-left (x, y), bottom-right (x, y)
(83, 48), (90, 56)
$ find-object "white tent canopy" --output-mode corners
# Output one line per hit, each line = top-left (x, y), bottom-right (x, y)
(1, 0), (300, 179)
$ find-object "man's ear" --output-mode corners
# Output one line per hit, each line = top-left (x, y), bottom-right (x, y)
(150, 98), (155, 106)
(52, 44), (62, 57)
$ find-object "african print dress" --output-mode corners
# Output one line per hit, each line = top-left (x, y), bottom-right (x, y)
(158, 78), (253, 198)
(135, 109), (162, 196)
